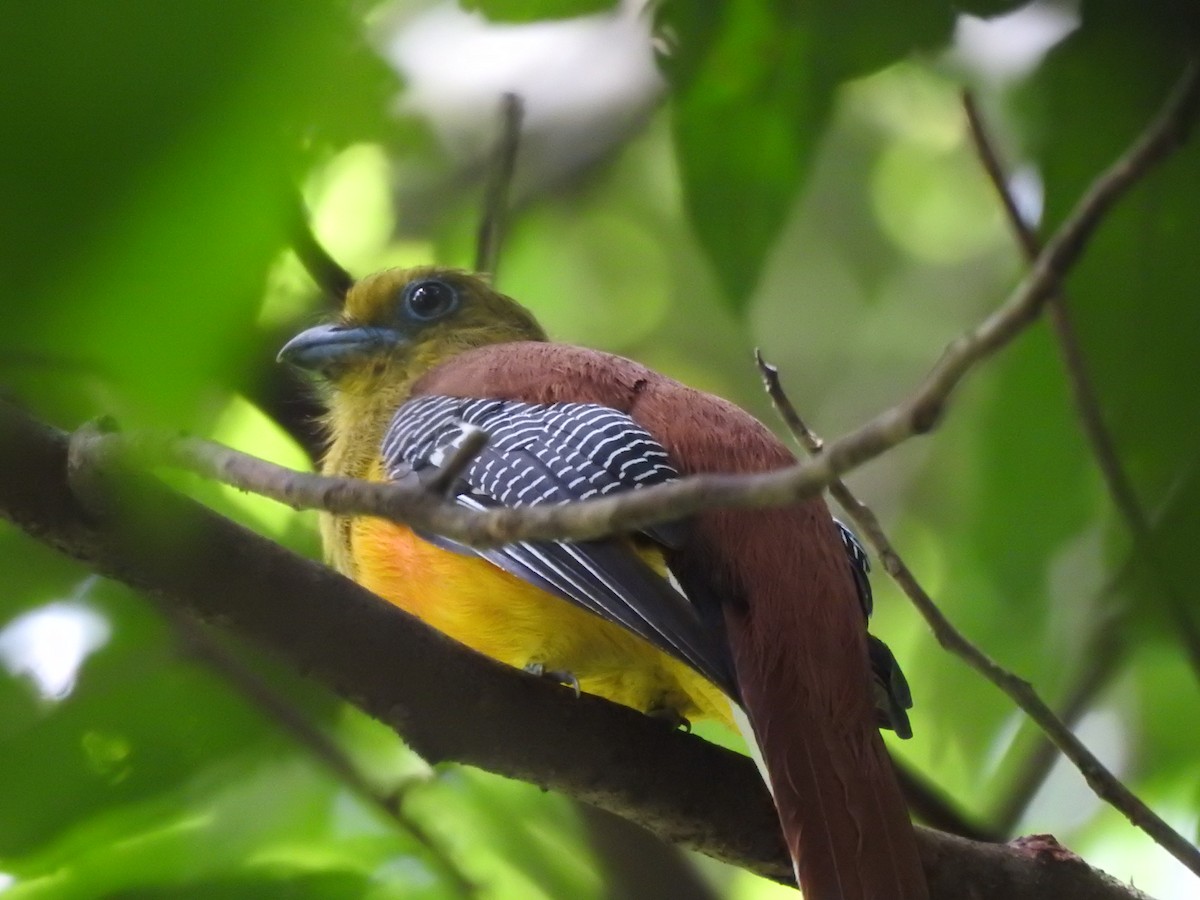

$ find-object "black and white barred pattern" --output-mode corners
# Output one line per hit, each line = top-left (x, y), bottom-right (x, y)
(381, 395), (735, 696)
(382, 395), (679, 506)
(837, 522), (913, 737)
(380, 394), (912, 734)
(835, 519), (874, 618)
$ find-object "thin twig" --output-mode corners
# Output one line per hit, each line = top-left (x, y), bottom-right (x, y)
(163, 606), (478, 896)
(101, 62), (1200, 549)
(425, 425), (489, 497)
(965, 87), (1200, 819)
(753, 352), (1200, 878)
(997, 472), (1195, 830)
(758, 345), (994, 839)
(474, 93), (524, 280)
(990, 454), (1195, 830)
(992, 626), (1124, 835)
(901, 62), (1200, 435)
(288, 188), (354, 302)
(963, 86), (1200, 682)
(69, 64), (1200, 551)
(0, 398), (1158, 897)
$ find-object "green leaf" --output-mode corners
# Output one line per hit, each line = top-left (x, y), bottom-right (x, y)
(658, 0), (953, 310)
(0, 0), (393, 429)
(405, 768), (602, 898)
(83, 870), (377, 900)
(1028, 2), (1200, 646)
(461, 0), (619, 22)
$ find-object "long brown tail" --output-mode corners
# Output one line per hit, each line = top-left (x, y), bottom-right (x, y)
(720, 511), (929, 899)
(747, 700), (927, 898)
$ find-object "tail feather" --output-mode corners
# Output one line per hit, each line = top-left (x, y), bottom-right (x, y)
(715, 505), (929, 900)
(860, 734), (927, 897)
(741, 688), (927, 900)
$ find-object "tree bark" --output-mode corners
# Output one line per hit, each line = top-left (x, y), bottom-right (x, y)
(0, 398), (1155, 900)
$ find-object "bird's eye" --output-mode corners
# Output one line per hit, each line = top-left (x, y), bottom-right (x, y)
(403, 280), (458, 321)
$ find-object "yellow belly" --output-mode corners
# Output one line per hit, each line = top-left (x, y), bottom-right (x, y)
(349, 516), (733, 729)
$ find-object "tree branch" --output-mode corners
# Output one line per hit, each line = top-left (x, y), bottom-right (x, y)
(163, 606), (477, 895)
(753, 353), (1200, 879)
(992, 625), (1124, 835)
(962, 86), (1200, 684)
(0, 398), (1158, 899)
(474, 93), (524, 280)
(288, 187), (353, 302)
(78, 63), (1200, 558)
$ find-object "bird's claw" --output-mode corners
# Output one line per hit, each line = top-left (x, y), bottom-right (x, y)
(646, 707), (691, 733)
(523, 662), (581, 698)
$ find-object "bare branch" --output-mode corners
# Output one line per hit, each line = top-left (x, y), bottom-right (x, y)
(164, 607), (477, 895)
(243, 193), (349, 463)
(0, 398), (1161, 899)
(903, 62), (1200, 433)
(992, 627), (1124, 835)
(287, 188), (353, 302)
(758, 348), (1000, 846)
(995, 466), (1197, 828)
(475, 93), (525, 280)
(424, 424), (489, 497)
(754, 354), (1200, 879)
(961, 92), (1040, 261)
(84, 64), (1200, 557)
(962, 86), (1200, 683)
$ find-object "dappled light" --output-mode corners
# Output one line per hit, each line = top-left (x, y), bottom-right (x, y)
(2, 1), (1198, 898)
(0, 592), (110, 702)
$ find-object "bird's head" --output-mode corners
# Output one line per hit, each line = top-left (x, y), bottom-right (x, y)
(279, 267), (546, 401)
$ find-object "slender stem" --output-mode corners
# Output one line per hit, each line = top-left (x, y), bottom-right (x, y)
(754, 352), (1200, 878)
(425, 425), (489, 497)
(962, 88), (1200, 684)
(475, 93), (525, 280)
(111, 65), (1200, 550)
(0, 387), (1160, 895)
(992, 627), (1124, 835)
(164, 606), (479, 896)
(288, 188), (353, 302)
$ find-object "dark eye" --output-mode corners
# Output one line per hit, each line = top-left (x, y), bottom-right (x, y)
(403, 279), (458, 321)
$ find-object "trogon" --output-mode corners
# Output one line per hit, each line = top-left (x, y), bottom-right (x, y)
(280, 267), (927, 899)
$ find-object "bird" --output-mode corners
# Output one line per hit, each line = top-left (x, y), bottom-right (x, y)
(279, 266), (927, 899)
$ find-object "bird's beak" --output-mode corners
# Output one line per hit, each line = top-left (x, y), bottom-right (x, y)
(277, 324), (404, 374)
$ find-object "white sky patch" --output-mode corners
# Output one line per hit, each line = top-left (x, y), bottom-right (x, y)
(1021, 708), (1128, 834)
(982, 707), (1026, 780)
(0, 579), (111, 702)
(381, 0), (663, 190)
(1007, 163), (1045, 228)
(953, 1), (1080, 84)
(0, 872), (14, 893)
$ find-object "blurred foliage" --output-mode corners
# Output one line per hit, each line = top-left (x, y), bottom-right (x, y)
(656, 0), (953, 307)
(465, 0), (618, 22)
(1, 0), (1199, 898)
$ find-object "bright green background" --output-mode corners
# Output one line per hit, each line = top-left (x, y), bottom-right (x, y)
(2, 0), (1198, 897)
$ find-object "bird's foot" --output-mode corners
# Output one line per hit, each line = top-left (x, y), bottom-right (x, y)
(523, 662), (581, 698)
(646, 707), (691, 733)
